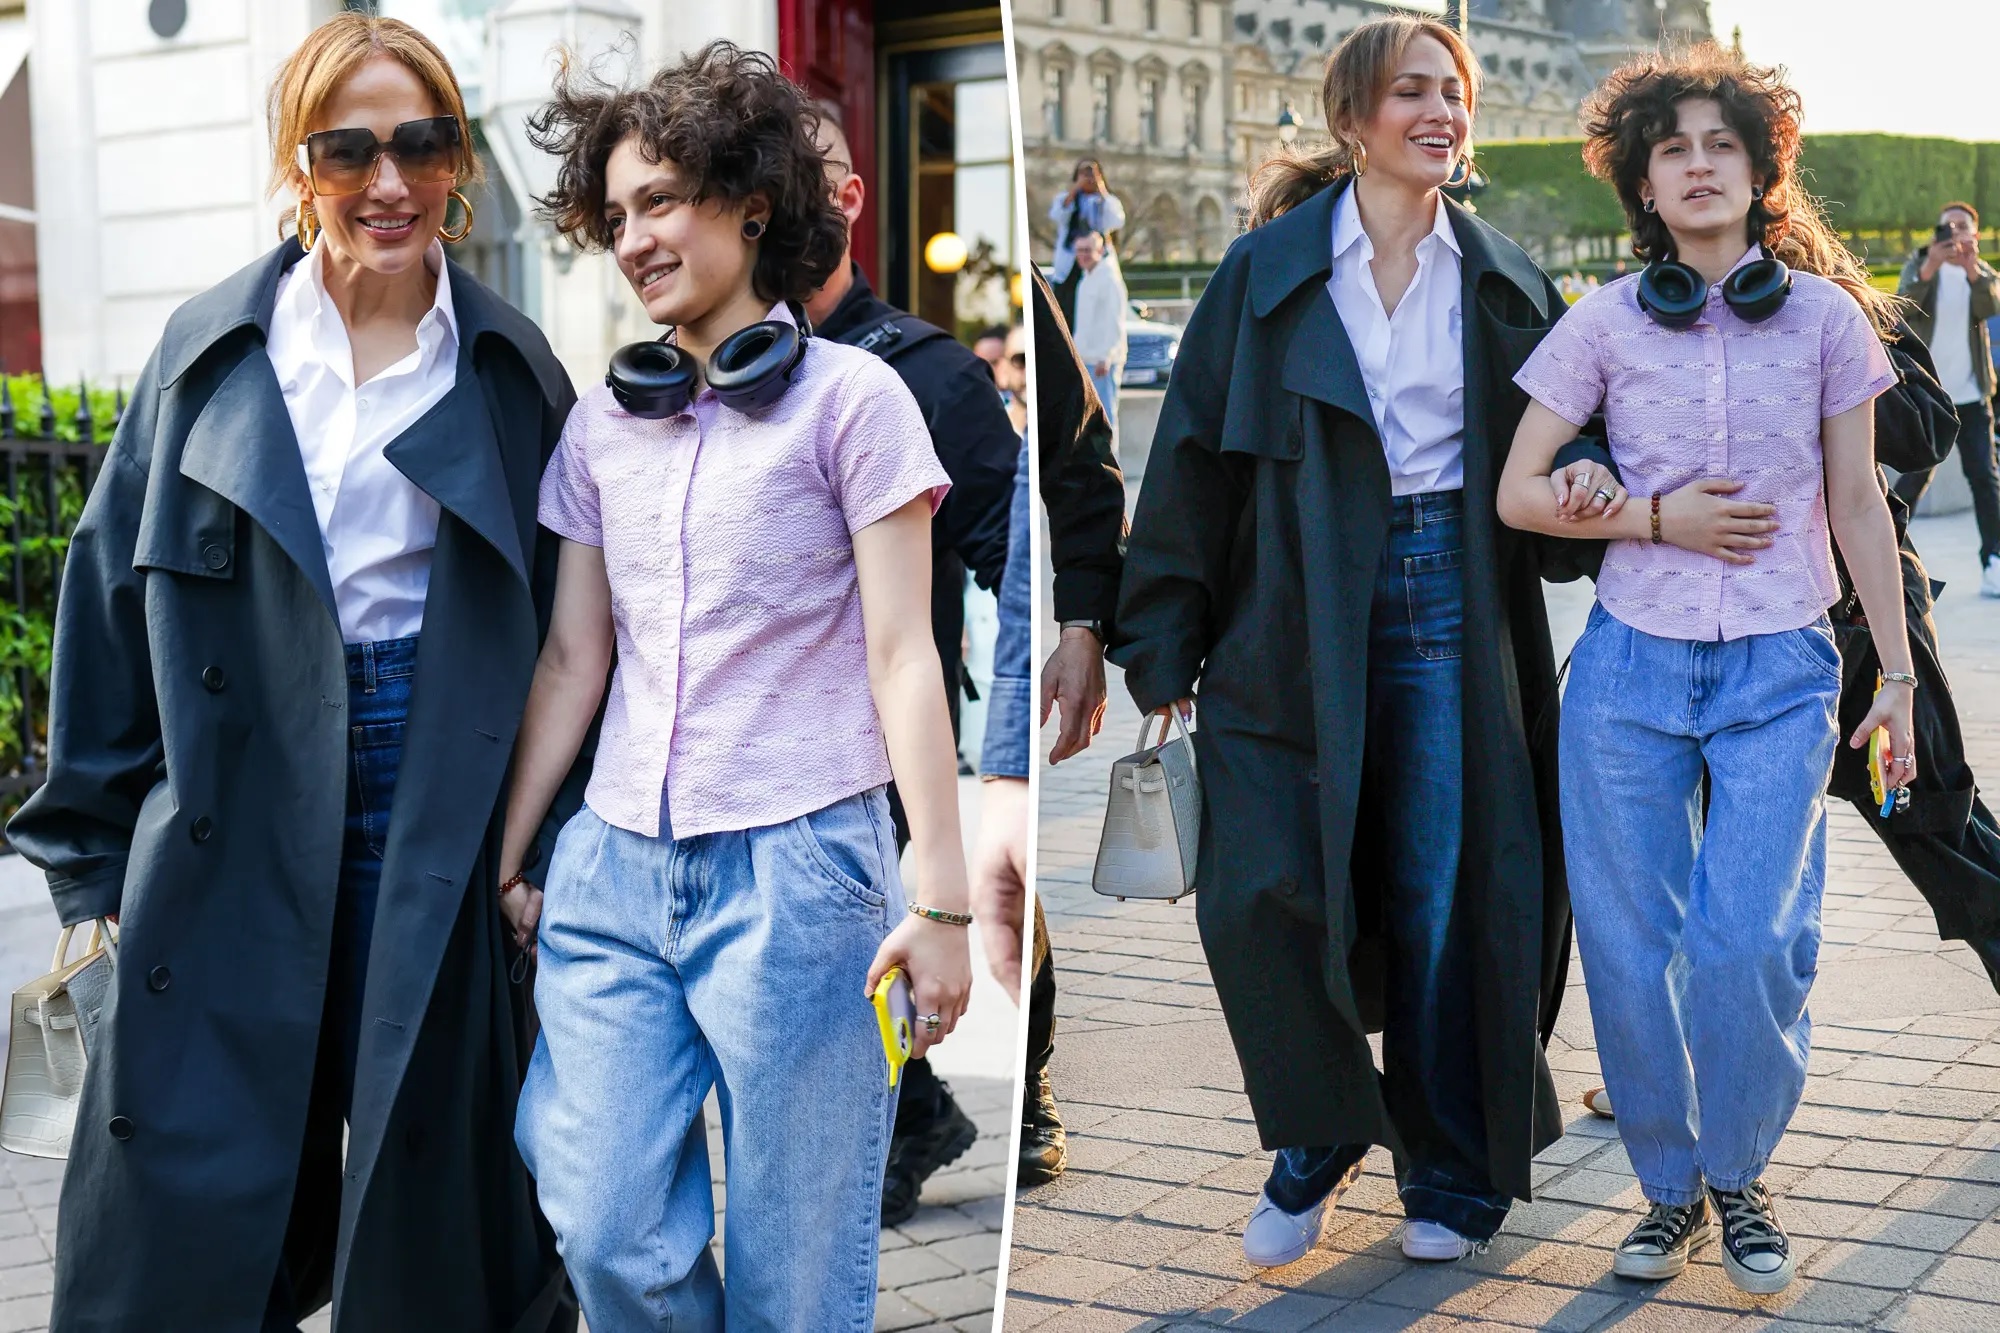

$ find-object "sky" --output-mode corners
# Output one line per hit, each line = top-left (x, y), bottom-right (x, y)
(1705, 0), (2000, 140)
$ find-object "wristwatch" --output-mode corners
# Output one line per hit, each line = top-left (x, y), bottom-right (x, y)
(1059, 619), (1104, 643)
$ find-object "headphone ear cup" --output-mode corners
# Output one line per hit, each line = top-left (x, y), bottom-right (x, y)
(1637, 260), (1708, 329)
(606, 340), (697, 419)
(708, 320), (807, 414)
(1723, 256), (1793, 323)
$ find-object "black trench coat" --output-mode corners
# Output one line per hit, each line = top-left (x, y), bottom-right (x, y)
(8, 241), (583, 1332)
(1110, 181), (1596, 1201)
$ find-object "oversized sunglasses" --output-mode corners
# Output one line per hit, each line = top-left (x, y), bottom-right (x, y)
(296, 115), (464, 197)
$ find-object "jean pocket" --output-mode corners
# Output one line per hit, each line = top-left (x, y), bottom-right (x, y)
(1403, 548), (1465, 662)
(350, 720), (406, 858)
(1777, 619), (1843, 686)
(789, 796), (888, 911)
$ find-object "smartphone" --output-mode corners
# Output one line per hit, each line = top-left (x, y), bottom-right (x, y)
(1937, 223), (1957, 244)
(871, 967), (915, 1088)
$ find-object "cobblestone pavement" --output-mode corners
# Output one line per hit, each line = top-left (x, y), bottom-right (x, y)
(1007, 501), (2000, 1333)
(0, 780), (1014, 1333)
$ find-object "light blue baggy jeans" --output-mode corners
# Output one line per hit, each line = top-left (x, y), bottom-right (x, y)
(1560, 602), (1841, 1205)
(515, 788), (904, 1331)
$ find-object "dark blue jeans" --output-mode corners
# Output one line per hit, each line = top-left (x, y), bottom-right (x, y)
(263, 637), (416, 1330)
(328, 636), (417, 1116)
(1266, 491), (1511, 1242)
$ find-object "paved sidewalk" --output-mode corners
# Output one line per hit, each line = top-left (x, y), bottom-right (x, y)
(1008, 504), (2000, 1332)
(0, 778), (1014, 1333)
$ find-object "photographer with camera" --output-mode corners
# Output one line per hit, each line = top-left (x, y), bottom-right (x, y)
(1897, 202), (2000, 597)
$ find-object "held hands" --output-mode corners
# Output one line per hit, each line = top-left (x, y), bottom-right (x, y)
(1544, 467), (1780, 564)
(499, 877), (543, 959)
(1849, 682), (1919, 792)
(867, 908), (973, 1059)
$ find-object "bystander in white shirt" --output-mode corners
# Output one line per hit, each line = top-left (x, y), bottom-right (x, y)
(265, 239), (458, 644)
(1326, 183), (1466, 497)
(1934, 262), (1984, 406)
(1071, 257), (1129, 372)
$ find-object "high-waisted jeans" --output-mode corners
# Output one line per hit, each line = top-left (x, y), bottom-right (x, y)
(1267, 490), (1512, 1242)
(516, 788), (904, 1332)
(1561, 602), (1840, 1203)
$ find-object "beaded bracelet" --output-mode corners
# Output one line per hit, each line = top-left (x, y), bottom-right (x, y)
(499, 871), (529, 898)
(908, 903), (973, 927)
(1650, 491), (1663, 545)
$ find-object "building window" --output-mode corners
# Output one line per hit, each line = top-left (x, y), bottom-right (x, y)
(1190, 0), (1201, 37)
(1052, 0), (1064, 15)
(1187, 82), (1205, 149)
(1099, 0), (1112, 24)
(1092, 70), (1114, 140)
(1044, 65), (1066, 140)
(1140, 77), (1160, 146)
(1145, 0), (1158, 30)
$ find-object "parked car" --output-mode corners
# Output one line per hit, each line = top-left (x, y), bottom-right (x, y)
(1122, 301), (1180, 388)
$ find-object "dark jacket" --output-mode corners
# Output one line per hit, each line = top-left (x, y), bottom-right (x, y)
(7, 241), (582, 1333)
(815, 263), (1015, 592)
(1109, 181), (1590, 1197)
(1030, 265), (1127, 625)
(1898, 246), (2000, 401)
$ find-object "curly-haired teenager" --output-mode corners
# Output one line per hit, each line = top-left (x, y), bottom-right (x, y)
(1498, 45), (1917, 1294)
(495, 43), (972, 1329)
(1112, 16), (1600, 1269)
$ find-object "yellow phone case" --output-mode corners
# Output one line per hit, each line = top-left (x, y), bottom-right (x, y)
(872, 967), (914, 1088)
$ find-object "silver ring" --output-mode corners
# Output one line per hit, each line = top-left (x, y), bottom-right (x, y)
(1593, 488), (1615, 504)
(1897, 756), (1914, 769)
(921, 1013), (942, 1035)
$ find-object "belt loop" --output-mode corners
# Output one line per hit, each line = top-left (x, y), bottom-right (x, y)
(1412, 494), (1426, 533)
(361, 642), (378, 694)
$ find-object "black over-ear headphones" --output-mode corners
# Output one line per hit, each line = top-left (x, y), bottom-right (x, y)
(606, 305), (811, 419)
(1637, 245), (1793, 330)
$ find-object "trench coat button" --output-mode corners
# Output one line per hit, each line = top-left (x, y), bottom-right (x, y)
(108, 1116), (134, 1140)
(202, 544), (228, 571)
(190, 816), (213, 843)
(201, 666), (226, 692)
(147, 965), (171, 992)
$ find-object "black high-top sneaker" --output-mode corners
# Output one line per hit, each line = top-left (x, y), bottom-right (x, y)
(881, 1067), (977, 1229)
(1612, 1197), (1713, 1280)
(1708, 1180), (1795, 1294)
(1018, 1067), (1067, 1186)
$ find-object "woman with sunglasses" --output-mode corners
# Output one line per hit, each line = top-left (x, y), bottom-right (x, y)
(8, 14), (578, 1331)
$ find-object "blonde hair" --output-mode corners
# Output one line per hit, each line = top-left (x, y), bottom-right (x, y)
(1247, 16), (1481, 228)
(266, 13), (482, 202)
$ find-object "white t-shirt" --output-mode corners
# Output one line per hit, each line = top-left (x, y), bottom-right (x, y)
(1933, 261), (1983, 406)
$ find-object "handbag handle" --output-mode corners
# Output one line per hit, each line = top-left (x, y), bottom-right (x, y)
(48, 919), (116, 975)
(1135, 708), (1197, 775)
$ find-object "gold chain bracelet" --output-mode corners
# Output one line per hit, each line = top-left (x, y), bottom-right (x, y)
(908, 903), (973, 927)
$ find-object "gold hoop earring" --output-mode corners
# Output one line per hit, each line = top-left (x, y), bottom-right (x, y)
(440, 189), (474, 244)
(293, 200), (319, 251)
(1444, 153), (1474, 190)
(1350, 141), (1368, 177)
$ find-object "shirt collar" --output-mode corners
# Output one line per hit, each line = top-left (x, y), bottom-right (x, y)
(280, 239), (459, 386)
(1722, 242), (1765, 284)
(1331, 183), (1461, 262)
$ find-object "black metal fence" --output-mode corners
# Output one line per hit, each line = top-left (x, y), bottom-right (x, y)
(0, 377), (113, 802)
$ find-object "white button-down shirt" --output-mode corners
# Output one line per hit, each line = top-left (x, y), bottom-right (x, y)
(265, 241), (457, 644)
(1326, 185), (1466, 496)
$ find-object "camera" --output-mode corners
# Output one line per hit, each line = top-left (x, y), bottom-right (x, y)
(1936, 223), (1956, 243)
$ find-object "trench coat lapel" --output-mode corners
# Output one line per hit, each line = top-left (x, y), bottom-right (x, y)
(1253, 180), (1377, 430)
(383, 362), (529, 589)
(177, 350), (340, 625)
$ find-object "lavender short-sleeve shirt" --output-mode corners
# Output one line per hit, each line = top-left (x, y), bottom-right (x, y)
(1514, 246), (1895, 642)
(539, 306), (951, 839)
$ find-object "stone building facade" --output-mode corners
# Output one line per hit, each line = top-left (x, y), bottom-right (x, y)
(1014, 0), (1238, 264)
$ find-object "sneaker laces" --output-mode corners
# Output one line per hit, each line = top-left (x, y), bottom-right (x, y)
(1624, 1201), (1689, 1252)
(1715, 1185), (1783, 1249)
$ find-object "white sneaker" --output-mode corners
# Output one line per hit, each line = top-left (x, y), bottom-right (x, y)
(1400, 1219), (1480, 1262)
(1982, 554), (2000, 598)
(1242, 1189), (1328, 1268)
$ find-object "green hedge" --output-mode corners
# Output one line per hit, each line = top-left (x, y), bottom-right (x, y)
(0, 375), (113, 823)
(1474, 133), (2000, 259)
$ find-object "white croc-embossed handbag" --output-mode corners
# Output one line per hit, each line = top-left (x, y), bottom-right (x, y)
(1092, 711), (1202, 903)
(1, 920), (117, 1159)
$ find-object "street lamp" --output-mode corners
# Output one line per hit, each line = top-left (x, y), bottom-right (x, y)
(1276, 102), (1299, 146)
